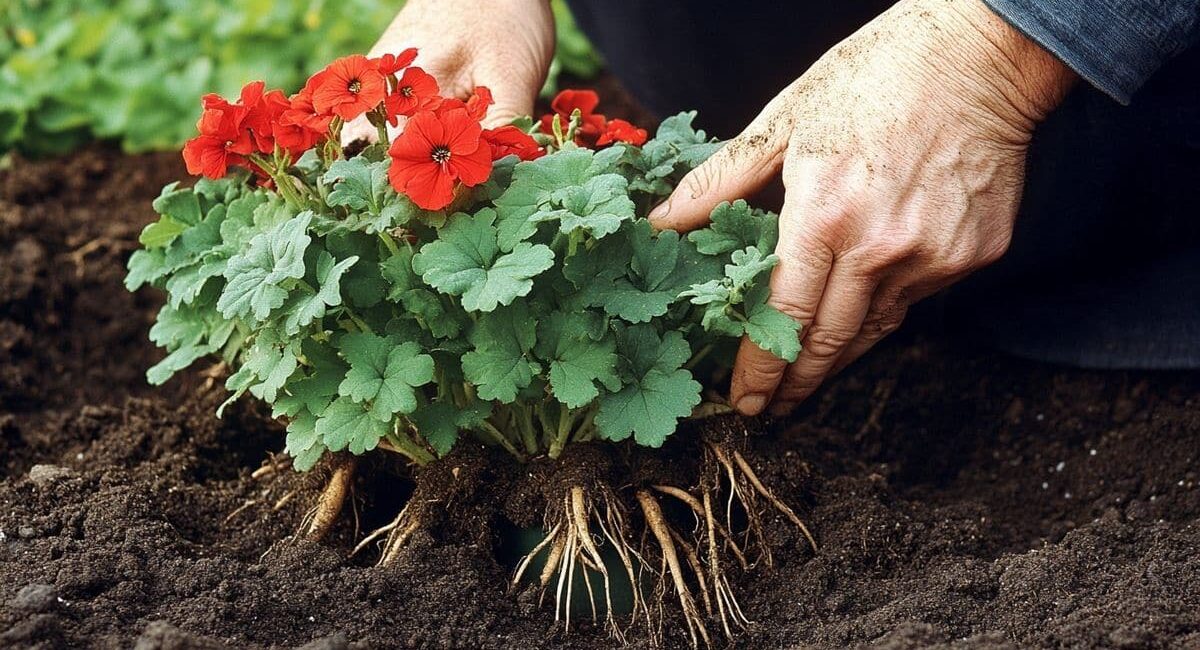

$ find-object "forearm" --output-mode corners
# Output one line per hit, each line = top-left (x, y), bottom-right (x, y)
(873, 0), (1075, 144)
(981, 0), (1200, 103)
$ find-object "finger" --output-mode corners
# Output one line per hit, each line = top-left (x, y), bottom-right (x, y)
(475, 61), (543, 130)
(730, 195), (834, 415)
(648, 102), (790, 232)
(770, 263), (876, 415)
(829, 284), (910, 376)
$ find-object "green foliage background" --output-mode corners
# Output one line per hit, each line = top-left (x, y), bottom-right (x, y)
(0, 0), (601, 157)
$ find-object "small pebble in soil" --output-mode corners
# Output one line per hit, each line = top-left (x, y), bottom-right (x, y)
(1055, 461), (1065, 472)
(28, 464), (74, 486)
(18, 526), (36, 538)
(10, 584), (58, 613)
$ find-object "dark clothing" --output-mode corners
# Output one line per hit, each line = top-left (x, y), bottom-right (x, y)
(568, 0), (1200, 368)
(984, 0), (1200, 103)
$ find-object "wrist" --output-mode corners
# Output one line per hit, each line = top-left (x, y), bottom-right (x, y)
(924, 0), (1075, 134)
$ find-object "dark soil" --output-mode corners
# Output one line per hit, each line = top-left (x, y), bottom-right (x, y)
(2, 143), (1198, 650)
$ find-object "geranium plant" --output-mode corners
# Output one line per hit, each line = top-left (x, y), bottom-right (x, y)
(127, 51), (814, 647)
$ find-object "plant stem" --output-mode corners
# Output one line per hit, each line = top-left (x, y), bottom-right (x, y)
(572, 407), (597, 443)
(567, 229), (583, 257)
(384, 432), (434, 466)
(548, 406), (574, 459)
(343, 309), (372, 333)
(537, 403), (557, 450)
(685, 342), (714, 370)
(477, 420), (526, 461)
(378, 231), (401, 257)
(514, 404), (539, 455)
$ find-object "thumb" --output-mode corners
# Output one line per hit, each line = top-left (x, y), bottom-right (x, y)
(648, 105), (788, 232)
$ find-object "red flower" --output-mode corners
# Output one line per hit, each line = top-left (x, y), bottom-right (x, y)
(385, 66), (441, 123)
(539, 89), (606, 145)
(596, 118), (648, 147)
(482, 126), (544, 161)
(432, 86), (494, 122)
(465, 86), (493, 121)
(310, 55), (387, 121)
(182, 105), (253, 178)
(273, 109), (322, 157)
(283, 76), (335, 134)
(387, 107), (493, 210)
(239, 82), (292, 154)
(373, 48), (417, 76)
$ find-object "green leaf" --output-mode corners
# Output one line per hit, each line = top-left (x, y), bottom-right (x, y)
(338, 333), (434, 420)
(725, 246), (777, 291)
(410, 401), (460, 457)
(316, 397), (390, 454)
(743, 283), (801, 362)
(285, 412), (326, 471)
(243, 331), (298, 403)
(528, 174), (635, 240)
(146, 342), (212, 386)
(410, 399), (491, 456)
(125, 249), (168, 291)
(595, 369), (701, 447)
(152, 182), (202, 226)
(494, 147), (628, 250)
(688, 200), (778, 256)
(537, 315), (620, 408)
(412, 208), (554, 312)
(217, 211), (313, 322)
(282, 251), (358, 335)
(461, 307), (539, 403)
(148, 303), (205, 349)
(273, 340), (347, 418)
(138, 215), (187, 248)
(323, 158), (377, 211)
(322, 157), (418, 233)
(569, 222), (720, 323)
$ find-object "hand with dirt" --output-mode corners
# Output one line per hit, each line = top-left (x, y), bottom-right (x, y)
(649, 0), (1076, 416)
(342, 0), (555, 143)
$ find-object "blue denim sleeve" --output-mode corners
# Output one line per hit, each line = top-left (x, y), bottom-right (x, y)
(982, 0), (1200, 104)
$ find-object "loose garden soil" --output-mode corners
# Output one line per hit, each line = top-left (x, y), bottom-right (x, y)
(2, 132), (1198, 648)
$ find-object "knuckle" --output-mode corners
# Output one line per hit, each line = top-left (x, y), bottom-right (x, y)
(978, 235), (1012, 267)
(801, 325), (854, 360)
(932, 244), (976, 276)
(734, 358), (785, 390)
(859, 308), (906, 342)
(680, 164), (719, 200)
(769, 293), (818, 326)
(851, 236), (920, 273)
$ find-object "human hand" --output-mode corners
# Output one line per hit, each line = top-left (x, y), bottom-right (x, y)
(343, 0), (555, 143)
(649, 0), (1075, 416)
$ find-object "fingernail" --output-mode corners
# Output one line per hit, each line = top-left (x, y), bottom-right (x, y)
(647, 199), (672, 223)
(735, 394), (767, 416)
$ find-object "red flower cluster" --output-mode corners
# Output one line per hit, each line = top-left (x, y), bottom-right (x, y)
(539, 89), (648, 148)
(182, 54), (648, 212)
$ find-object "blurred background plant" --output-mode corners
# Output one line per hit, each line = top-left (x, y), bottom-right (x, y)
(0, 0), (601, 157)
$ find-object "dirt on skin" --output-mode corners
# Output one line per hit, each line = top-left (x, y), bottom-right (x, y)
(2, 143), (1199, 650)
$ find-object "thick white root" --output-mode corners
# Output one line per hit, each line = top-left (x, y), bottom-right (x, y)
(301, 460), (355, 542)
(512, 485), (644, 644)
